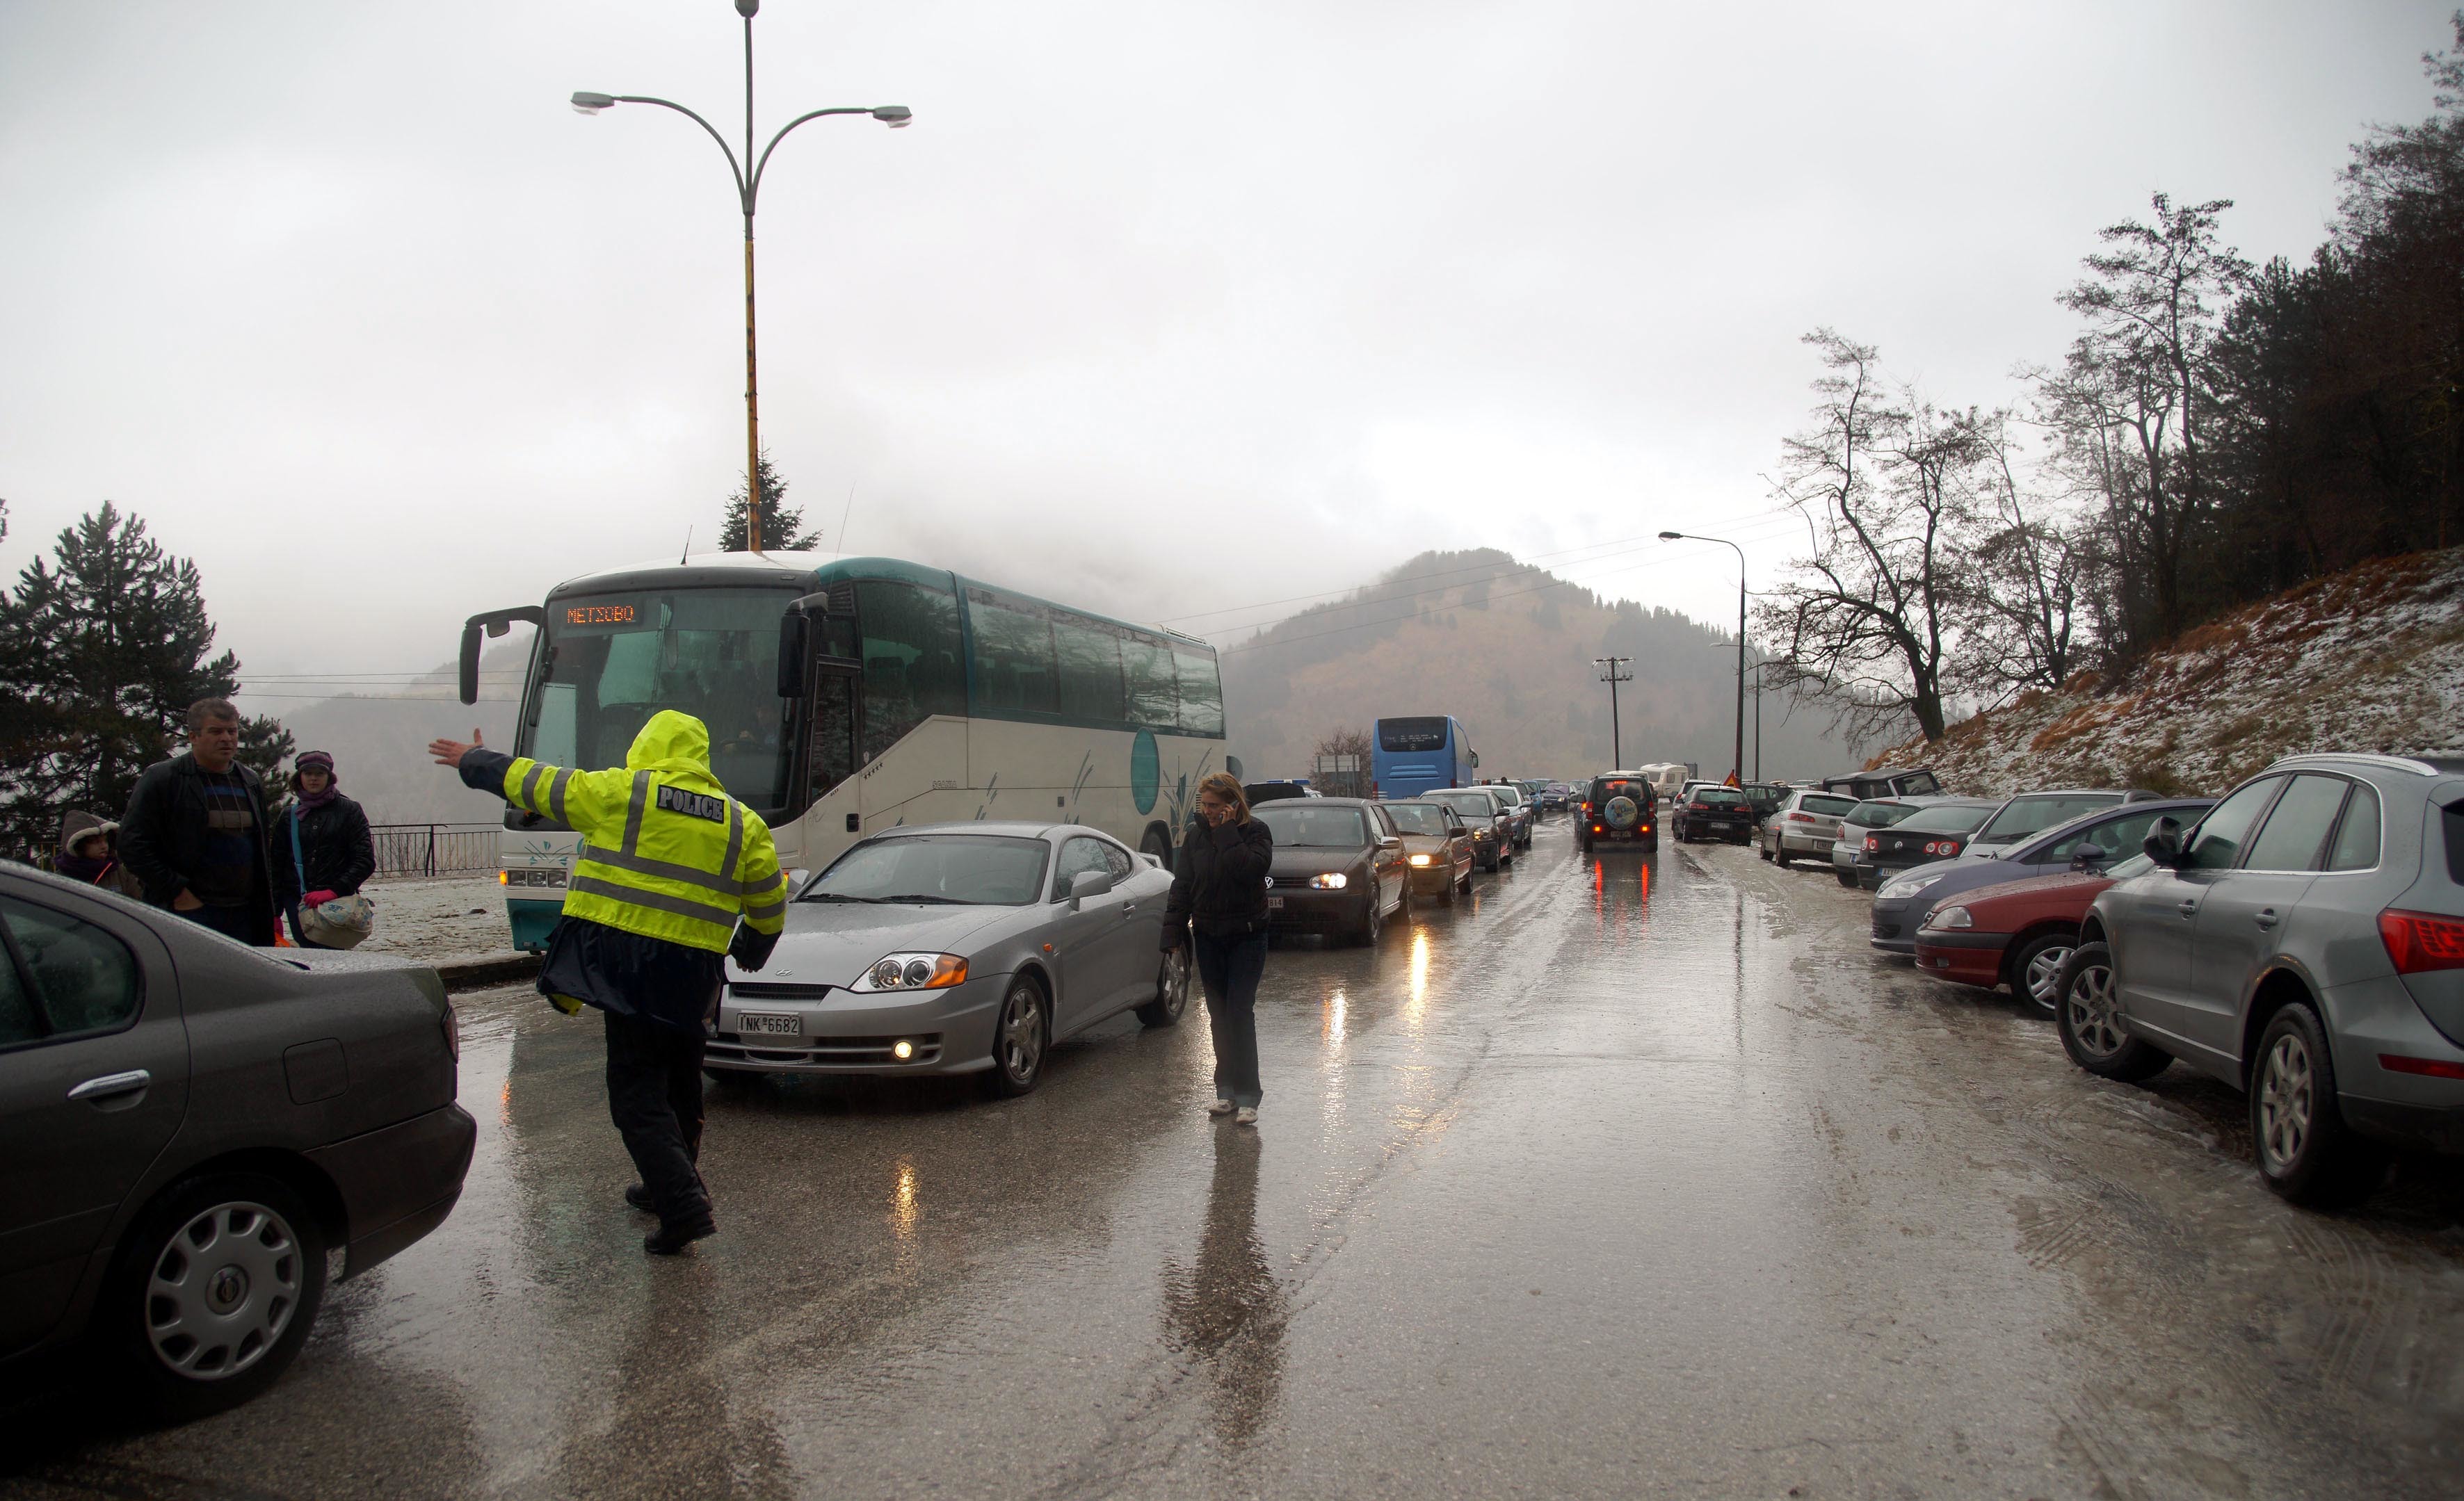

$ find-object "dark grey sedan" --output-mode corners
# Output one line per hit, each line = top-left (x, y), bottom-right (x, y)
(0, 866), (473, 1419)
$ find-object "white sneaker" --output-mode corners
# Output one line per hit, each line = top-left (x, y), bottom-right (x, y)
(1234, 1106), (1258, 1126)
(1206, 1098), (1237, 1116)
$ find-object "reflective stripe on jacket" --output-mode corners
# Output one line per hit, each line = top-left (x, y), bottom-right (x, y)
(472, 711), (786, 955)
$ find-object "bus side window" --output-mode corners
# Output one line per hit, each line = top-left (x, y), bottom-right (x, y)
(857, 581), (965, 762)
(968, 597), (1058, 717)
(1124, 635), (1177, 728)
(1171, 644), (1223, 736)
(809, 675), (859, 802)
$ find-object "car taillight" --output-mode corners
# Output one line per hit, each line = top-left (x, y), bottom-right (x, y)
(1921, 841), (1961, 857)
(1864, 836), (1879, 852)
(2380, 909), (2464, 975)
(1786, 811), (1813, 823)
(2379, 1053), (2464, 1078)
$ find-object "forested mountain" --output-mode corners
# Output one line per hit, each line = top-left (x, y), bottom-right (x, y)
(1218, 549), (1882, 784)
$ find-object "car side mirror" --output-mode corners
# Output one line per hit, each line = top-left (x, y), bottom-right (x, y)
(1380, 836), (1402, 850)
(2143, 818), (2186, 868)
(2068, 846), (2108, 873)
(1067, 868), (1115, 907)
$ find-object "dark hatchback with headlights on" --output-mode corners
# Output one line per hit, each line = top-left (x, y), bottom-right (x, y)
(1253, 797), (1412, 944)
(1853, 797), (1998, 889)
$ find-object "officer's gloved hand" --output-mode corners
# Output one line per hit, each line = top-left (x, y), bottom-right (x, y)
(729, 921), (777, 973)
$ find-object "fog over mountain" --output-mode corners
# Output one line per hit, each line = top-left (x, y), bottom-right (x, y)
(1220, 549), (1883, 784)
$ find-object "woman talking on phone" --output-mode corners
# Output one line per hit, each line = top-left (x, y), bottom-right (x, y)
(1161, 772), (1275, 1125)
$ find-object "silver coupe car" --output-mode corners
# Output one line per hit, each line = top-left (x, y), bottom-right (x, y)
(707, 822), (1191, 1096)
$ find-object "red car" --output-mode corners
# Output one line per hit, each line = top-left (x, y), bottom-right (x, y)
(1910, 855), (2152, 1013)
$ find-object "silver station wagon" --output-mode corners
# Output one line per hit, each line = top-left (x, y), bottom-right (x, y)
(708, 823), (1190, 1097)
(2056, 754), (2464, 1206)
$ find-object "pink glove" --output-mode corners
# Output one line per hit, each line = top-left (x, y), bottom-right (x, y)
(303, 889), (337, 907)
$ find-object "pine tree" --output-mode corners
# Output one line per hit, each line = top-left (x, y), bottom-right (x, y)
(0, 503), (288, 848)
(718, 450), (816, 551)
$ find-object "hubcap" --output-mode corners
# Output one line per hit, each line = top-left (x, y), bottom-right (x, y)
(146, 1201), (300, 1381)
(2258, 1032), (2314, 1170)
(2064, 964), (2128, 1058)
(2024, 944), (2073, 1010)
(1003, 987), (1044, 1080)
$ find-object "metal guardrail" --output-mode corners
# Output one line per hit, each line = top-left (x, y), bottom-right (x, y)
(368, 823), (499, 879)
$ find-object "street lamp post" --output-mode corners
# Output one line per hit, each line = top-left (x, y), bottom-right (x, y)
(572, 0), (910, 554)
(1661, 530), (1746, 785)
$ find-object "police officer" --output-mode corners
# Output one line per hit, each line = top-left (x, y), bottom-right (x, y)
(428, 710), (787, 1255)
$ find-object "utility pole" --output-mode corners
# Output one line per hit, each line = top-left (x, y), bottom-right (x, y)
(1595, 656), (1633, 768)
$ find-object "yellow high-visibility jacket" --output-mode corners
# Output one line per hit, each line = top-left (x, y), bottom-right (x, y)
(490, 711), (785, 953)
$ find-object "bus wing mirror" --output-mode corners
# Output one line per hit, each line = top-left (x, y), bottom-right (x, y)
(1468, 750), (1480, 768)
(460, 607), (542, 706)
(777, 612), (811, 698)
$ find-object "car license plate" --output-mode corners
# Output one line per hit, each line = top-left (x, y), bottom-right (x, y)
(1266, 896), (1285, 910)
(736, 1012), (800, 1037)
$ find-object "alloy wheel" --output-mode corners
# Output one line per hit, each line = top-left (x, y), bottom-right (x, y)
(1001, 983), (1045, 1082)
(145, 1201), (302, 1381)
(2257, 1032), (2315, 1171)
(2023, 943), (2074, 1010)
(1158, 948), (1190, 1017)
(2063, 962), (2128, 1059)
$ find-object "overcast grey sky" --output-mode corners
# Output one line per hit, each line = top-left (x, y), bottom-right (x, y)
(0, 1), (2452, 705)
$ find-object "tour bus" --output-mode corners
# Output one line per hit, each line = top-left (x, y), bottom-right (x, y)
(460, 551), (1234, 951)
(1370, 715), (1478, 801)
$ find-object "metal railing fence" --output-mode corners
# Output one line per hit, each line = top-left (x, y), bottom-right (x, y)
(369, 823), (500, 879)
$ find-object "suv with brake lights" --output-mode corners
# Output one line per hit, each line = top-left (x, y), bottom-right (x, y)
(2055, 754), (2464, 1206)
(1579, 773), (1658, 854)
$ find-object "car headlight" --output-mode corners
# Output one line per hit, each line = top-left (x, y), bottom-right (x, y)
(1310, 873), (1349, 889)
(1883, 872), (1945, 898)
(854, 952), (969, 991)
(1407, 853), (1432, 867)
(1926, 905), (1974, 931)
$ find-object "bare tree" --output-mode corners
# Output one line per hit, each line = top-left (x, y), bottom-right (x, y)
(1755, 331), (1979, 743)
(1312, 726), (1372, 762)
(1954, 413), (2093, 699)
(2034, 194), (2251, 647)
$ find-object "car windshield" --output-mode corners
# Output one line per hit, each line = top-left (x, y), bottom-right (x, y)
(1975, 793), (2123, 845)
(1429, 792), (1497, 818)
(1253, 804), (1370, 847)
(1385, 804), (1451, 836)
(1894, 804), (1995, 834)
(1490, 786), (1524, 806)
(1693, 789), (1748, 806)
(1802, 795), (1858, 816)
(1846, 800), (1917, 828)
(803, 835), (1049, 906)
(1892, 772), (1942, 795)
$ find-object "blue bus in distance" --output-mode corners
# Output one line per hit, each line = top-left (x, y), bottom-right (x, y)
(1371, 715), (1478, 800)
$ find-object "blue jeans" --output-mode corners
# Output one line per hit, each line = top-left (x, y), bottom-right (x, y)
(1191, 930), (1267, 1107)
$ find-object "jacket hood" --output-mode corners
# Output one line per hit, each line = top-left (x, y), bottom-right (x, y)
(626, 711), (716, 784)
(58, 809), (115, 854)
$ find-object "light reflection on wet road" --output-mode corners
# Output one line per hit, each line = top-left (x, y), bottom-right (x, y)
(10, 823), (2464, 1499)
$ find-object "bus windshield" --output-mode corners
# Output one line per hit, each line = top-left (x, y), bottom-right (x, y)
(525, 587), (797, 813)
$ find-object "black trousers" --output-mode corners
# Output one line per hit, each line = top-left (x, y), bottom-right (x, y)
(603, 1010), (710, 1225)
(1192, 930), (1268, 1107)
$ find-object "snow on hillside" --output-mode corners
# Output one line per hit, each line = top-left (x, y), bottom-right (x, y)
(1874, 547), (2464, 797)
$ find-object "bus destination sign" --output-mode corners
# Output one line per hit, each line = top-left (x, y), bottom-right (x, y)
(563, 603), (636, 628)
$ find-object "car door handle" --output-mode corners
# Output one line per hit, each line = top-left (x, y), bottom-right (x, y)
(2254, 907), (2278, 930)
(1121, 902), (1137, 916)
(2177, 900), (2200, 918)
(69, 1069), (152, 1102)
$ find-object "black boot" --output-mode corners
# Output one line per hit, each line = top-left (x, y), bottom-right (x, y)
(624, 1182), (654, 1213)
(643, 1214), (717, 1256)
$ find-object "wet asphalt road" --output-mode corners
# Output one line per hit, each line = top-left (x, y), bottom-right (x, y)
(10, 820), (2464, 1500)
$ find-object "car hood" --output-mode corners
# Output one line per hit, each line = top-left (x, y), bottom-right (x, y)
(738, 900), (1017, 987)
(1878, 856), (2029, 902)
(1271, 847), (1370, 878)
(1942, 869), (2116, 918)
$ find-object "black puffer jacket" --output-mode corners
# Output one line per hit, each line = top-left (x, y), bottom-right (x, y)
(282, 795), (376, 898)
(1161, 815), (1273, 946)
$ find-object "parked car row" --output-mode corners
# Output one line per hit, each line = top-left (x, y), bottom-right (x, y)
(1764, 753), (2464, 1210)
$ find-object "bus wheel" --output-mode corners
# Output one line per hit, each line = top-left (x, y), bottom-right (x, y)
(1141, 825), (1175, 873)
